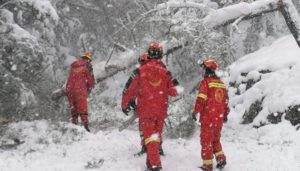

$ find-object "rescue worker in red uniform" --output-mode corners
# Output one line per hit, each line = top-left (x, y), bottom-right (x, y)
(136, 52), (149, 156)
(135, 52), (165, 157)
(192, 59), (230, 171)
(122, 42), (180, 171)
(65, 52), (95, 132)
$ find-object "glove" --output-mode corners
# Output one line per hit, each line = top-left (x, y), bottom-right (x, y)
(223, 117), (228, 123)
(192, 112), (198, 121)
(122, 107), (131, 116)
(129, 100), (136, 111)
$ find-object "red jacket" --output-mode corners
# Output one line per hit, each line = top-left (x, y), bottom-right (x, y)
(65, 59), (95, 93)
(193, 75), (229, 126)
(122, 59), (179, 120)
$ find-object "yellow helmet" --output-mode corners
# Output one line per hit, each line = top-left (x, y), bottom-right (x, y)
(81, 51), (92, 60)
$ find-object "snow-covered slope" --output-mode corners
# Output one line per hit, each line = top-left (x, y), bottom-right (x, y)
(227, 35), (300, 126)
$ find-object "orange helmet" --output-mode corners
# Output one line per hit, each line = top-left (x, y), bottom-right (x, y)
(81, 51), (92, 60)
(148, 41), (163, 59)
(199, 59), (218, 70)
(138, 52), (148, 64)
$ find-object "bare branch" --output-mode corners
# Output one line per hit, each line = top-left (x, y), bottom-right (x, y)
(0, 0), (16, 9)
(105, 45), (115, 65)
(112, 1), (212, 37)
(201, 0), (300, 47)
(164, 41), (188, 57)
(67, 1), (101, 13)
(97, 65), (127, 83)
(230, 16), (245, 35)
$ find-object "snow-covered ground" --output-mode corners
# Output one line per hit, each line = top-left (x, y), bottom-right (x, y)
(1, 35), (300, 171)
(0, 118), (299, 171)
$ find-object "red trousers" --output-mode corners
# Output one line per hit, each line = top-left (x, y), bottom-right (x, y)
(200, 125), (226, 162)
(139, 121), (163, 146)
(66, 91), (89, 124)
(140, 118), (164, 168)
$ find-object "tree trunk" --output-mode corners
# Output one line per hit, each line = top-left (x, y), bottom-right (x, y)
(279, 0), (300, 47)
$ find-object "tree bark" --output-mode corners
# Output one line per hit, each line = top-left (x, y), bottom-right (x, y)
(279, 0), (300, 47)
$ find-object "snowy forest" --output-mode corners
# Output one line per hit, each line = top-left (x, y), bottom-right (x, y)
(1, 0), (300, 171)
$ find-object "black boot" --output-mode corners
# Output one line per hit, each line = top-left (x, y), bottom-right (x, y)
(148, 166), (162, 171)
(216, 159), (226, 169)
(199, 166), (212, 171)
(134, 145), (147, 156)
(152, 166), (162, 171)
(159, 145), (164, 156)
(84, 124), (90, 132)
(140, 145), (147, 154)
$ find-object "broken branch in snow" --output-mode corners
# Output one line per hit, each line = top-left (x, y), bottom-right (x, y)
(105, 45), (115, 65)
(112, 0), (300, 49)
(113, 42), (128, 52)
(164, 41), (188, 57)
(97, 65), (127, 83)
(231, 16), (244, 33)
(51, 43), (186, 101)
(0, 0), (17, 9)
(51, 64), (127, 101)
(202, 0), (279, 28)
(67, 2), (101, 13)
(202, 0), (300, 48)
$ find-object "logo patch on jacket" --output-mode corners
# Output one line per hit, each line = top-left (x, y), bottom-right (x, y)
(215, 88), (224, 103)
(149, 79), (162, 87)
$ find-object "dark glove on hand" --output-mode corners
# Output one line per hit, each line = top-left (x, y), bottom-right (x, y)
(223, 117), (228, 123)
(192, 112), (197, 121)
(122, 107), (131, 116)
(129, 100), (136, 111)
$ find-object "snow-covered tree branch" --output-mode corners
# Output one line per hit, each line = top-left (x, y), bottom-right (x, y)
(202, 0), (300, 47)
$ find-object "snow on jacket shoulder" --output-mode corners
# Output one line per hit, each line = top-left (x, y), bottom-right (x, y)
(121, 59), (179, 119)
(65, 59), (95, 93)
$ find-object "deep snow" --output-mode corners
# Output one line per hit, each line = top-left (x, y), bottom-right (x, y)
(0, 118), (299, 171)
(227, 35), (300, 126)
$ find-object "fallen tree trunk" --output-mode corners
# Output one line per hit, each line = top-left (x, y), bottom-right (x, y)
(51, 64), (128, 101)
(202, 0), (300, 47)
(202, 0), (279, 28)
